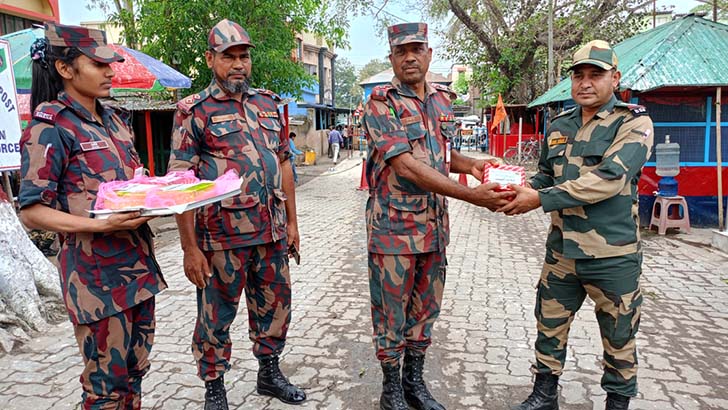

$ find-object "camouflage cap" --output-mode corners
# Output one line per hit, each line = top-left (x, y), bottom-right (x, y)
(208, 19), (255, 52)
(569, 40), (618, 71)
(388, 22), (428, 47)
(44, 22), (123, 64)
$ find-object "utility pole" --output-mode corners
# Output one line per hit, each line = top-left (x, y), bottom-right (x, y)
(653, 0), (656, 28)
(547, 0), (554, 88)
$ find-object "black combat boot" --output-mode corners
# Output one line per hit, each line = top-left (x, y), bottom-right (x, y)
(256, 355), (306, 405)
(402, 350), (445, 410)
(605, 393), (630, 410)
(510, 373), (559, 410)
(204, 376), (229, 410)
(380, 362), (408, 410)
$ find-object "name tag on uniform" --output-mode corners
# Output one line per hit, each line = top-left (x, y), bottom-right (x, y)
(80, 140), (110, 151)
(211, 114), (238, 123)
(548, 136), (568, 147)
(258, 111), (279, 118)
(401, 115), (422, 126)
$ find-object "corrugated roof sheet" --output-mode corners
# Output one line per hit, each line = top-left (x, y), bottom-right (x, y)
(529, 15), (728, 107)
(103, 95), (177, 112)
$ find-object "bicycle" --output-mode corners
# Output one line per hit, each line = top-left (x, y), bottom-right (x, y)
(503, 139), (541, 166)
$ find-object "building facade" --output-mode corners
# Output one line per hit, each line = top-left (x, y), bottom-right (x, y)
(0, 0), (58, 34)
(284, 32), (337, 158)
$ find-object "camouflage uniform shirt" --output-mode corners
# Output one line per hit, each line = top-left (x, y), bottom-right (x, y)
(530, 96), (654, 259)
(168, 82), (290, 251)
(19, 92), (167, 325)
(363, 78), (456, 255)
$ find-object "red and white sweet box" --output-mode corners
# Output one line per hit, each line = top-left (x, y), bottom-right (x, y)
(481, 163), (526, 191)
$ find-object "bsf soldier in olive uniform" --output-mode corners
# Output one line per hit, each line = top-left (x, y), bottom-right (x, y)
(363, 22), (511, 410)
(20, 23), (167, 409)
(500, 41), (654, 410)
(168, 19), (305, 409)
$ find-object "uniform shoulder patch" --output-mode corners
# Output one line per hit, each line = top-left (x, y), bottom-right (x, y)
(615, 101), (648, 116)
(32, 102), (66, 124)
(371, 84), (395, 101)
(176, 92), (206, 114)
(255, 88), (282, 102)
(552, 107), (576, 121)
(627, 103), (648, 116)
(431, 83), (457, 101)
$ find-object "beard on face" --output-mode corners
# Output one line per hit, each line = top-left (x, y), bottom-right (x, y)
(216, 70), (250, 94)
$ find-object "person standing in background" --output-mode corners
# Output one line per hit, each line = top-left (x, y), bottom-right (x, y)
(288, 131), (304, 184)
(328, 124), (344, 165)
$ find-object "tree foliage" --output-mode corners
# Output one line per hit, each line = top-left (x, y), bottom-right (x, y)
(690, 0), (728, 21)
(90, 0), (374, 96)
(358, 58), (392, 84)
(136, 0), (356, 95)
(335, 57), (364, 109)
(425, 0), (648, 104)
(453, 72), (469, 95)
(86, 0), (139, 49)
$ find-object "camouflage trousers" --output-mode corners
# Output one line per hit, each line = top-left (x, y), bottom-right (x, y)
(73, 297), (156, 410)
(369, 252), (446, 364)
(194, 240), (291, 381)
(534, 249), (643, 397)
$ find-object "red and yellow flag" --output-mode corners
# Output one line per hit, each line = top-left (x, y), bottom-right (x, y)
(490, 93), (507, 132)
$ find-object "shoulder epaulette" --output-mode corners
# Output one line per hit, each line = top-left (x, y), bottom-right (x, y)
(371, 84), (395, 101)
(432, 83), (457, 101)
(176, 91), (206, 115)
(32, 102), (66, 124)
(553, 107), (576, 120)
(615, 101), (648, 117)
(255, 88), (281, 102)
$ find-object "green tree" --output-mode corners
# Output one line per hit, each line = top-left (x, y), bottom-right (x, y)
(87, 0), (140, 49)
(136, 0), (360, 95)
(453, 72), (469, 95)
(335, 57), (363, 109)
(358, 58), (392, 84)
(425, 0), (647, 104)
(690, 0), (728, 21)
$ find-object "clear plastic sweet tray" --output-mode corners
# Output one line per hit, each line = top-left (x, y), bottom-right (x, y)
(88, 187), (241, 219)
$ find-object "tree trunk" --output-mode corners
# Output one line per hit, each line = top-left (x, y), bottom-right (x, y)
(0, 190), (62, 341)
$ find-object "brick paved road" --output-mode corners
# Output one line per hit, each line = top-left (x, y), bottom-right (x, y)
(1, 155), (727, 409)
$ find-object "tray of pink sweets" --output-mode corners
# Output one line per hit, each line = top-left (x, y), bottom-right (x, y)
(89, 169), (243, 219)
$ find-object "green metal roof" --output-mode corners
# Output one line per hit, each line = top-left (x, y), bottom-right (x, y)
(529, 15), (728, 108)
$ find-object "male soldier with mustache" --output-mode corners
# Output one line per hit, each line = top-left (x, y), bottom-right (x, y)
(168, 19), (306, 409)
(362, 22), (511, 410)
(501, 40), (654, 410)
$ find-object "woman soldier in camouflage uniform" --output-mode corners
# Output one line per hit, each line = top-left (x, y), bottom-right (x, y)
(19, 23), (166, 410)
